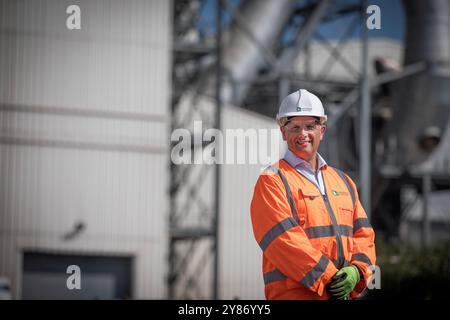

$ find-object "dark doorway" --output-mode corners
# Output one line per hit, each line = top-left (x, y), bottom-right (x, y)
(22, 251), (133, 299)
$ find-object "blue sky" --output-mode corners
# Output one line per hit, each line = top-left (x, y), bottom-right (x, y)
(199, 0), (405, 41)
(317, 0), (405, 40)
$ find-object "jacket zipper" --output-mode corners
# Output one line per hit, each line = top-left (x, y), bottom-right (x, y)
(281, 160), (345, 269)
(321, 191), (345, 269)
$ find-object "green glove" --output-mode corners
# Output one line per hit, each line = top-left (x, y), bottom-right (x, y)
(327, 265), (360, 299)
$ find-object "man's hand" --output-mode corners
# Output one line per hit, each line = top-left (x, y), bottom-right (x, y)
(327, 265), (360, 299)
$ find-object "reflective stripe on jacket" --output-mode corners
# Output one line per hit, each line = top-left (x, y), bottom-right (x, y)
(250, 159), (376, 300)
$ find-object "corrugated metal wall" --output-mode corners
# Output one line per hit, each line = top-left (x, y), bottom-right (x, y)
(221, 106), (283, 299)
(0, 0), (170, 299)
(173, 91), (283, 299)
(1, 0), (285, 300)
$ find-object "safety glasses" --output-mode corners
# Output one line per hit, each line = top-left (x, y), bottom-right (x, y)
(284, 120), (321, 133)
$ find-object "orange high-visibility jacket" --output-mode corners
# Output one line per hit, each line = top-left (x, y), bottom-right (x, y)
(250, 159), (376, 300)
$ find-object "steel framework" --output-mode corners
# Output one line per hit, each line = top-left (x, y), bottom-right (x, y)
(168, 0), (443, 298)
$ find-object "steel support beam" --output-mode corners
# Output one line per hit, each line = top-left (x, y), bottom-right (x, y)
(422, 173), (431, 249)
(359, 0), (371, 219)
(278, 0), (331, 75)
(168, 0), (222, 300)
(213, 0), (222, 300)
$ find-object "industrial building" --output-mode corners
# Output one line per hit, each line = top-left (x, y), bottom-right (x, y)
(1, 0), (449, 299)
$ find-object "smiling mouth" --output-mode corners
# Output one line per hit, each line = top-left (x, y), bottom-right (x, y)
(296, 140), (311, 146)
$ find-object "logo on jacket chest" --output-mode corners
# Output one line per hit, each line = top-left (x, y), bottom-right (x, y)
(332, 190), (349, 197)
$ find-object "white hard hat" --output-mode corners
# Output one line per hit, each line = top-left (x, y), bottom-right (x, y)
(276, 89), (327, 125)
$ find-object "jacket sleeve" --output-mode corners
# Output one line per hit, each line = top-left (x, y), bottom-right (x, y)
(346, 176), (377, 298)
(250, 171), (338, 296)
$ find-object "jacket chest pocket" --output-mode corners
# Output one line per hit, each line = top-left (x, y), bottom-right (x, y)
(337, 206), (354, 229)
(296, 189), (327, 227)
(329, 189), (354, 226)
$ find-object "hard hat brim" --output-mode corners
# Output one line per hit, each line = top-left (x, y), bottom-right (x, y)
(276, 112), (327, 121)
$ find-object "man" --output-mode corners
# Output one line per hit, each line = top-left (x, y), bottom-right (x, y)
(250, 89), (376, 300)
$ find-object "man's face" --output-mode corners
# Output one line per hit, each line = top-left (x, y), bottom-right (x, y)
(280, 116), (326, 161)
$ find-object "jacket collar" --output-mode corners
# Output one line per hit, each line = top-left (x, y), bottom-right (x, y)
(283, 149), (327, 171)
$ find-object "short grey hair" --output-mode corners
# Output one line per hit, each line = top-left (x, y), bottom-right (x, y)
(277, 117), (290, 127)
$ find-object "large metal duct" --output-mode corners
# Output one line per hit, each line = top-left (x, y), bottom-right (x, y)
(218, 0), (295, 105)
(386, 0), (450, 168)
(403, 0), (450, 67)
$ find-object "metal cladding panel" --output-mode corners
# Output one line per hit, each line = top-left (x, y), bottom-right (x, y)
(0, 0), (170, 299)
(0, 146), (167, 238)
(0, 0), (170, 115)
(220, 105), (283, 299)
(403, 0), (450, 66)
(170, 93), (284, 299)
